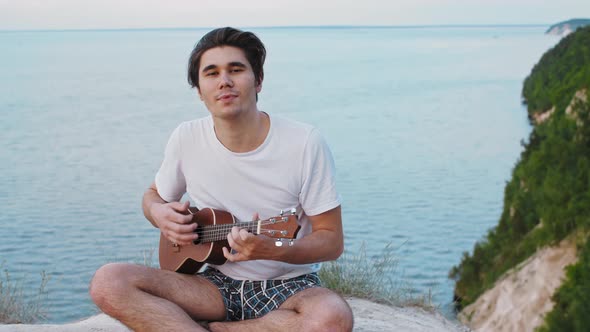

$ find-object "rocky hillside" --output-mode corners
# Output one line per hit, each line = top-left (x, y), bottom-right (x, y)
(458, 237), (577, 331)
(450, 25), (590, 331)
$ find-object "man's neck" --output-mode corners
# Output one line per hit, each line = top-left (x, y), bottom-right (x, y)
(212, 110), (270, 153)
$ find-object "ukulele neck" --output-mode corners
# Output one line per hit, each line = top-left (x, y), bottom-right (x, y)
(198, 220), (261, 243)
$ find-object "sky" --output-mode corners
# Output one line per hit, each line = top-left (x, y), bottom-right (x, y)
(1, 0), (589, 30)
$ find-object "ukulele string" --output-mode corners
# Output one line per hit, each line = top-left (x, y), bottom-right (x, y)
(195, 220), (289, 236)
(196, 221), (292, 242)
(199, 228), (290, 243)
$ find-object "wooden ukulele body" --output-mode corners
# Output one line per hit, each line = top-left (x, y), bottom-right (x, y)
(159, 207), (299, 274)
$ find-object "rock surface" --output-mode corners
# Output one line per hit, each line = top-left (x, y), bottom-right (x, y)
(0, 298), (469, 332)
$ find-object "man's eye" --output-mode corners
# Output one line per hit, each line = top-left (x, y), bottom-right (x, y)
(206, 71), (218, 76)
(231, 68), (243, 73)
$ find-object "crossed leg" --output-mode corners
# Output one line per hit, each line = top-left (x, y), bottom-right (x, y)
(209, 287), (354, 332)
(90, 263), (353, 332)
(90, 263), (225, 331)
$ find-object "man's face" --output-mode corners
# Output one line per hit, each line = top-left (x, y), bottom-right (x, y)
(197, 46), (262, 119)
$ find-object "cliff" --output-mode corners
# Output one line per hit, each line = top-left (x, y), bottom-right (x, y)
(546, 18), (590, 37)
(450, 25), (590, 331)
(458, 238), (577, 331)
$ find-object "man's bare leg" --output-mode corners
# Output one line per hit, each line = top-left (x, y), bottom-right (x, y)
(89, 263), (226, 332)
(209, 287), (353, 332)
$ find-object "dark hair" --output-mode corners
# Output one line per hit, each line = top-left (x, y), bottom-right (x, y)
(187, 27), (266, 89)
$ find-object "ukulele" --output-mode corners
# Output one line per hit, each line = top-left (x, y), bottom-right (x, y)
(159, 207), (300, 274)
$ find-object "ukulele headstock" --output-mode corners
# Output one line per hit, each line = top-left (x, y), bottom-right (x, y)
(258, 208), (299, 241)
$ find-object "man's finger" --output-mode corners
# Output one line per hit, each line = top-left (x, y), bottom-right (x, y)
(169, 201), (190, 212)
(227, 231), (235, 248)
(170, 212), (194, 224)
(239, 228), (251, 242)
(230, 226), (242, 244)
(176, 232), (199, 243)
(251, 212), (259, 221)
(172, 222), (198, 235)
(222, 247), (235, 261)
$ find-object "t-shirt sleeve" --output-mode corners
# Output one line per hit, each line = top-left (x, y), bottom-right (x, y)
(299, 128), (341, 216)
(155, 125), (186, 202)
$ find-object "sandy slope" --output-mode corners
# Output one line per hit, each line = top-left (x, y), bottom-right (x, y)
(459, 238), (577, 332)
(0, 298), (468, 332)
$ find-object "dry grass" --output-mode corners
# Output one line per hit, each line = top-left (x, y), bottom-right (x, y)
(0, 264), (50, 324)
(134, 248), (157, 268)
(319, 242), (434, 309)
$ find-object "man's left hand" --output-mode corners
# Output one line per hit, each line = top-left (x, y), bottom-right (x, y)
(222, 213), (278, 262)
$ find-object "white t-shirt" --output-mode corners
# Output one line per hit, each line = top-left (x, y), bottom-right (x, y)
(155, 114), (341, 280)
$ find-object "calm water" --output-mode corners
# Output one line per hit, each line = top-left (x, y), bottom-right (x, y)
(0, 26), (558, 323)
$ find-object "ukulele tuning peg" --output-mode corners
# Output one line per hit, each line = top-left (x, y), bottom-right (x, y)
(290, 208), (296, 215)
(275, 239), (284, 247)
(289, 239), (295, 246)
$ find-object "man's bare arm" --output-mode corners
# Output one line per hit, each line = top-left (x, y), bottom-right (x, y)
(142, 182), (197, 246)
(223, 205), (344, 264)
(142, 182), (169, 228)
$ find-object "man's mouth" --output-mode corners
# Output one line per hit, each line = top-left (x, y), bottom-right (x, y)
(216, 92), (238, 101)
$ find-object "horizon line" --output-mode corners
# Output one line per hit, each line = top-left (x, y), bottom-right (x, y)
(0, 23), (551, 33)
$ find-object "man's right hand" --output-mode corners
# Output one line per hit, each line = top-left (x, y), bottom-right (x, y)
(150, 201), (198, 246)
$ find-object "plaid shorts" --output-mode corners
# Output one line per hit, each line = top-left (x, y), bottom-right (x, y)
(200, 268), (322, 321)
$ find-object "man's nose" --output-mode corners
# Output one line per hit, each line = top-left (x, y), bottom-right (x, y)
(219, 72), (234, 88)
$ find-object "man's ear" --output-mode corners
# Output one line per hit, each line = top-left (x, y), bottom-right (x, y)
(197, 88), (203, 100)
(256, 80), (263, 93)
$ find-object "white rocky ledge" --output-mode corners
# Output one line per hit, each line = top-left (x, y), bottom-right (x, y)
(0, 298), (468, 332)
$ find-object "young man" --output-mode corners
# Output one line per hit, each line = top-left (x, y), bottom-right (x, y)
(90, 27), (353, 331)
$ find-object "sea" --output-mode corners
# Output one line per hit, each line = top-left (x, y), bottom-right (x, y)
(0, 26), (559, 323)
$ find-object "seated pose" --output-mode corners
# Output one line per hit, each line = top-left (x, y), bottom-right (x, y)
(90, 27), (353, 331)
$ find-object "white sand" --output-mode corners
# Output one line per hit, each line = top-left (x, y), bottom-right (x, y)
(0, 298), (468, 332)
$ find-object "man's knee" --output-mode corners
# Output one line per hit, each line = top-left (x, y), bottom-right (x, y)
(89, 263), (134, 313)
(314, 295), (353, 331)
(301, 290), (354, 332)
